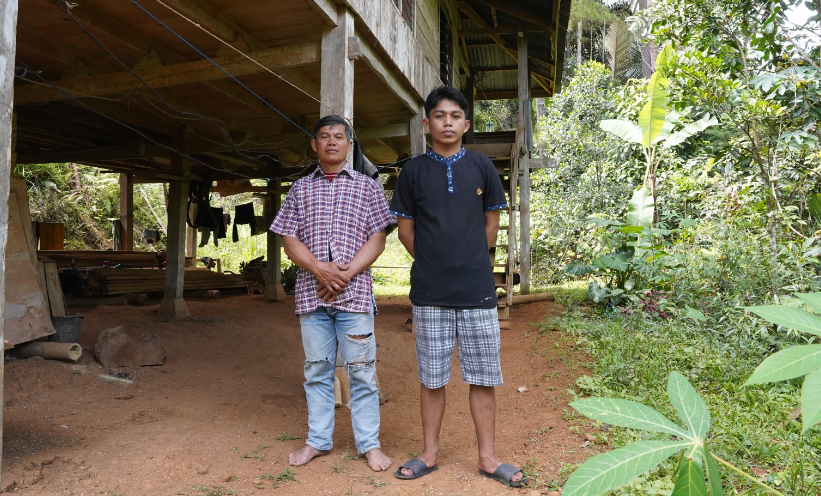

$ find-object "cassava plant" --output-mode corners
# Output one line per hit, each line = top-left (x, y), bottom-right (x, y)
(563, 292), (821, 496)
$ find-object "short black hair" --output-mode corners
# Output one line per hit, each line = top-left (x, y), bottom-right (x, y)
(313, 115), (353, 141)
(424, 86), (469, 118)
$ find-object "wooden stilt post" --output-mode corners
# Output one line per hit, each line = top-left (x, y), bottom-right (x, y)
(159, 131), (191, 321)
(321, 9), (360, 406)
(186, 225), (196, 260)
(119, 172), (134, 251)
(410, 105), (426, 156)
(517, 32), (531, 295)
(265, 179), (285, 300)
(0, 0), (20, 478)
(320, 3), (354, 164)
(465, 74), (475, 144)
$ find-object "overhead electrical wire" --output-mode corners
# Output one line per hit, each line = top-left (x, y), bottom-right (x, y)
(50, 0), (293, 166)
(15, 60), (326, 182)
(143, 0), (350, 131)
(128, 0), (315, 138)
(30, 1), (417, 180)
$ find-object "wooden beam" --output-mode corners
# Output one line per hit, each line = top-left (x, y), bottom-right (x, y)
(410, 105), (426, 155)
(1, 0), (20, 472)
(159, 0), (321, 100)
(211, 185), (267, 195)
(265, 180), (285, 300)
(521, 157), (557, 169)
(159, 0), (250, 48)
(14, 42), (321, 105)
(119, 173), (134, 251)
(321, 5), (354, 123)
(51, 0), (309, 117)
(461, 36), (471, 67)
(16, 26), (112, 75)
(356, 122), (410, 140)
(517, 33), (531, 295)
(159, 130), (191, 321)
(373, 138), (404, 157)
(469, 0), (553, 31)
(307, 0), (339, 27)
(465, 74), (475, 144)
(474, 89), (551, 100)
(349, 34), (418, 114)
(459, 25), (547, 36)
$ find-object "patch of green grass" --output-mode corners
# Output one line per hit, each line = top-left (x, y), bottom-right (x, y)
(275, 432), (301, 441)
(542, 299), (821, 495)
(367, 475), (387, 488)
(372, 232), (413, 296)
(194, 485), (236, 496)
(240, 441), (271, 461)
(332, 451), (358, 473)
(260, 468), (297, 489)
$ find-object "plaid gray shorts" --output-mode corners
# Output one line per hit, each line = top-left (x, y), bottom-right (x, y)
(412, 305), (503, 389)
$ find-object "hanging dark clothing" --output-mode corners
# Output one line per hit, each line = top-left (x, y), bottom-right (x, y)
(233, 202), (256, 242)
(198, 207), (226, 247)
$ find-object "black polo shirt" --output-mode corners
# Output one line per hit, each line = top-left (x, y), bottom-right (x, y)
(390, 149), (507, 308)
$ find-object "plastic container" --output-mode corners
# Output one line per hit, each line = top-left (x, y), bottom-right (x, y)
(50, 315), (84, 343)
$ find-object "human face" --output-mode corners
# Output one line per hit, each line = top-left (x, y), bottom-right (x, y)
(311, 124), (352, 169)
(423, 99), (471, 155)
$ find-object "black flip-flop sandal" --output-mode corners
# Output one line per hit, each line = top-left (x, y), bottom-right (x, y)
(394, 458), (439, 480)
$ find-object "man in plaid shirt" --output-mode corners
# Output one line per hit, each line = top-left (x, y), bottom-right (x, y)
(270, 115), (395, 472)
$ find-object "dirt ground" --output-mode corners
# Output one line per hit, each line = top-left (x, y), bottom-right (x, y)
(2, 294), (588, 496)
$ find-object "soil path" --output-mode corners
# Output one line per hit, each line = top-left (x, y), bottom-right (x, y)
(3, 295), (585, 495)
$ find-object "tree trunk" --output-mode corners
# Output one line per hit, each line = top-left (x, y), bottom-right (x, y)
(536, 98), (546, 158)
(577, 20), (582, 67)
(639, 0), (656, 79)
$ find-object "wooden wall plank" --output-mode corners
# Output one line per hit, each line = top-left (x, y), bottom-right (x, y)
(43, 261), (67, 317)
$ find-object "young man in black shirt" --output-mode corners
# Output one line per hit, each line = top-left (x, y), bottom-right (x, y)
(389, 86), (527, 487)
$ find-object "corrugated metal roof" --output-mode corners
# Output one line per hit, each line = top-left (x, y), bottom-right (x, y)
(457, 0), (570, 98)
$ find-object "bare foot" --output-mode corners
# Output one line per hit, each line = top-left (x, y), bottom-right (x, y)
(288, 445), (329, 467)
(399, 451), (437, 476)
(479, 457), (524, 484)
(365, 447), (392, 472)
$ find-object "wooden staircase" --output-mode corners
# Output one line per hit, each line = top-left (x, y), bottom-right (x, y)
(463, 142), (517, 330)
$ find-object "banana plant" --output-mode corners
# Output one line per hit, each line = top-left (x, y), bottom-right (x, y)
(565, 186), (668, 306)
(599, 44), (718, 223)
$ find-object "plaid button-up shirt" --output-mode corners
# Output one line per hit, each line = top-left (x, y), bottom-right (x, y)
(270, 163), (395, 315)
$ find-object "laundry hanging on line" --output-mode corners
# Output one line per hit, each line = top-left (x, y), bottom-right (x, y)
(233, 202), (257, 242)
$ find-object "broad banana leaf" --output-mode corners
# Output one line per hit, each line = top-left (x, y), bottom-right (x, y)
(600, 119), (643, 145)
(639, 72), (669, 148)
(653, 110), (681, 145)
(627, 186), (655, 229)
(663, 114), (719, 149)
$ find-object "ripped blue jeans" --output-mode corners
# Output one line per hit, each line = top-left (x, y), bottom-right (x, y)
(298, 306), (380, 454)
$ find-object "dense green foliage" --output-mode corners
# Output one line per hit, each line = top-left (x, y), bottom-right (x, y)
(533, 0), (821, 493)
(544, 286), (821, 495)
(15, 163), (163, 250)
